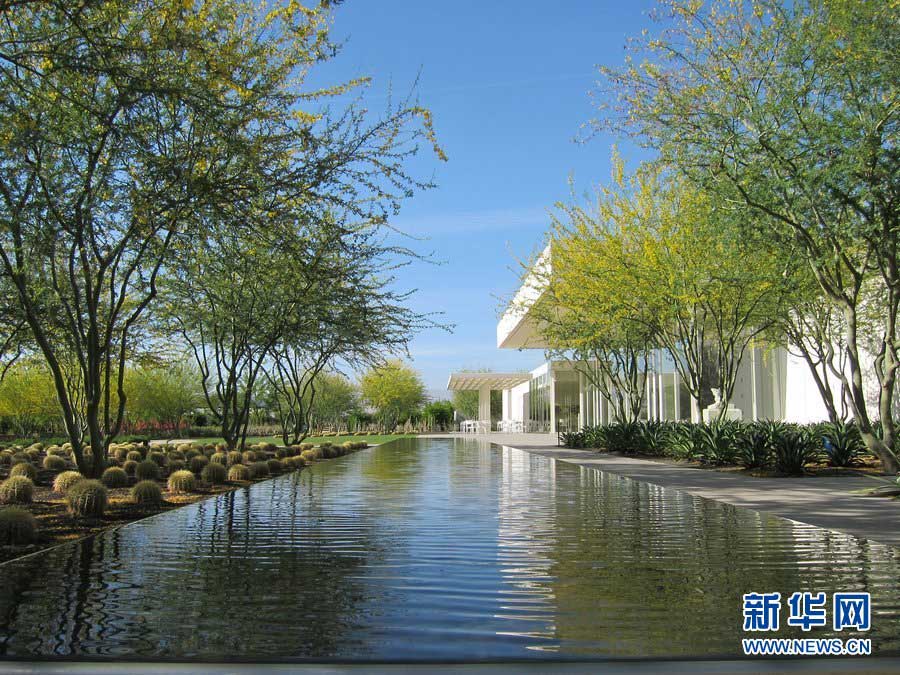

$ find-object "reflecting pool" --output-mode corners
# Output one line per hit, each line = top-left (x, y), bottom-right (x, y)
(0, 438), (898, 661)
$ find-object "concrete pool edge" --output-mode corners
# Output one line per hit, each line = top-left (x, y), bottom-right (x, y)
(1, 657), (899, 673)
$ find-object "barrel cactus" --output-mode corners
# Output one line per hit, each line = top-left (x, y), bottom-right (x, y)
(53, 471), (84, 494)
(249, 461), (269, 479)
(135, 460), (159, 481)
(101, 466), (129, 489)
(9, 462), (37, 480)
(210, 452), (227, 465)
(201, 462), (227, 485)
(167, 470), (196, 494)
(189, 455), (208, 474)
(66, 480), (107, 518)
(130, 480), (163, 507)
(228, 464), (250, 481)
(42, 454), (67, 471)
(0, 476), (34, 504)
(0, 507), (37, 545)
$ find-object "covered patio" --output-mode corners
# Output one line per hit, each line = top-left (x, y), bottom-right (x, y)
(446, 372), (530, 433)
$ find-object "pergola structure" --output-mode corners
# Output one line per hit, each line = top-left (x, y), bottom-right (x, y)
(447, 372), (530, 432)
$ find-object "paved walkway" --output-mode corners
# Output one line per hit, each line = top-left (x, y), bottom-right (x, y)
(427, 433), (900, 548)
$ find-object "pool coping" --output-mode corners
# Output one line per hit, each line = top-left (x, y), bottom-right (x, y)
(0, 656), (899, 673)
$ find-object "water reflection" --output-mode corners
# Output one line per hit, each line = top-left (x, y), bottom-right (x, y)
(0, 438), (897, 660)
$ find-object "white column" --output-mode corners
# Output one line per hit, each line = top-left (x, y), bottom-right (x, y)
(478, 384), (491, 431)
(673, 370), (681, 420)
(548, 369), (557, 433)
(750, 344), (759, 421)
(656, 372), (666, 421)
(578, 371), (586, 429)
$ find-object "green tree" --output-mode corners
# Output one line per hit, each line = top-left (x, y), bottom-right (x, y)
(422, 400), (454, 430)
(0, 361), (60, 436)
(124, 363), (202, 432)
(532, 157), (785, 422)
(598, 0), (900, 468)
(0, 1), (343, 475)
(359, 361), (426, 431)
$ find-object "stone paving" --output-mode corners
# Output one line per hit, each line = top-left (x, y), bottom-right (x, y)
(427, 432), (900, 548)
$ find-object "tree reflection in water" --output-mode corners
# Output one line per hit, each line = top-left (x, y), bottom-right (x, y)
(0, 439), (897, 661)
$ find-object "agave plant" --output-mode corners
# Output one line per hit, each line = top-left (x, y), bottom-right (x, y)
(820, 421), (865, 467)
(638, 421), (673, 456)
(604, 421), (644, 454)
(772, 427), (819, 475)
(560, 430), (585, 449)
(697, 421), (741, 465)
(582, 425), (607, 451)
(669, 423), (704, 461)
(735, 425), (772, 469)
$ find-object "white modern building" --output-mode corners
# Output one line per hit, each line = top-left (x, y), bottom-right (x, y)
(448, 248), (854, 434)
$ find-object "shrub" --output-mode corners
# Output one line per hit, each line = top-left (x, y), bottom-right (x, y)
(697, 422), (740, 465)
(266, 458), (282, 474)
(603, 422), (644, 454)
(53, 471), (84, 494)
(126, 450), (143, 463)
(130, 480), (163, 507)
(773, 427), (819, 475)
(228, 464), (250, 481)
(0, 476), (34, 504)
(226, 451), (243, 465)
(201, 462), (227, 485)
(189, 455), (209, 473)
(66, 480), (107, 518)
(10, 462), (37, 480)
(736, 427), (772, 469)
(42, 455), (67, 471)
(210, 452), (227, 465)
(0, 508), (37, 545)
(167, 470), (197, 494)
(249, 461), (269, 479)
(101, 466), (129, 488)
(821, 421), (865, 467)
(135, 460), (159, 481)
(669, 423), (704, 461)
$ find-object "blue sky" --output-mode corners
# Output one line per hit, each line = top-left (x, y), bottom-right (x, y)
(312, 1), (656, 396)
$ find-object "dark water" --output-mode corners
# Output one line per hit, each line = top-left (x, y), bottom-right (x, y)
(0, 437), (898, 661)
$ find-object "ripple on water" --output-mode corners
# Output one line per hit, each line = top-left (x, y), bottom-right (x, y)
(0, 437), (898, 660)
